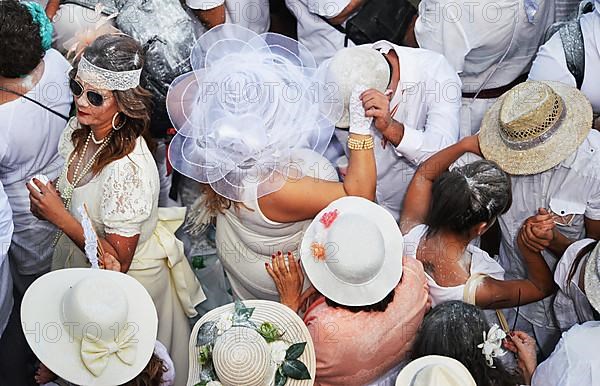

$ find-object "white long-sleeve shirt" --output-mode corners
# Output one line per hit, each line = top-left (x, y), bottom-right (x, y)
(336, 41), (461, 221)
(414, 0), (555, 92)
(532, 321), (600, 386)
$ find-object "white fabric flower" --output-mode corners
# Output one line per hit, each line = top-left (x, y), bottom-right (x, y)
(269, 341), (290, 365)
(216, 313), (234, 335)
(206, 381), (223, 386)
(477, 324), (507, 368)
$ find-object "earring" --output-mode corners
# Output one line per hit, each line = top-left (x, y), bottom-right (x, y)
(112, 112), (126, 131)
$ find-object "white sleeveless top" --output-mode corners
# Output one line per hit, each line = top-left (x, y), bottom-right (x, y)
(403, 224), (505, 307)
(216, 149), (338, 300)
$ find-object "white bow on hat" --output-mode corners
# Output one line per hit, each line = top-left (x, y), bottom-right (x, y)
(81, 328), (137, 376)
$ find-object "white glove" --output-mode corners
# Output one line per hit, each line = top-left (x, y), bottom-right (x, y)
(349, 85), (373, 136)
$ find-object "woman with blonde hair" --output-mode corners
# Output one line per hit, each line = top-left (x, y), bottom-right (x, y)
(168, 25), (377, 301)
(27, 34), (204, 386)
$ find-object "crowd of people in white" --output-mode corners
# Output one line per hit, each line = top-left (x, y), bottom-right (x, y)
(1, 0), (600, 385)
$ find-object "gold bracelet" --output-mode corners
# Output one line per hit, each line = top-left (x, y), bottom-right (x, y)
(347, 135), (374, 150)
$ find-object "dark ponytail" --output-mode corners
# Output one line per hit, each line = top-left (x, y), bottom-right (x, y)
(426, 160), (512, 237)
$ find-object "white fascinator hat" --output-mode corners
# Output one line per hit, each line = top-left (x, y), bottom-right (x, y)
(21, 268), (158, 386)
(166, 24), (343, 203)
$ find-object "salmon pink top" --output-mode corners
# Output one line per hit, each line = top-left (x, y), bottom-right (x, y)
(303, 256), (430, 386)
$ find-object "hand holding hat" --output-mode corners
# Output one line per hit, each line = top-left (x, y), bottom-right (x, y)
(362, 88), (394, 135)
(328, 46), (391, 129)
(349, 85), (373, 136)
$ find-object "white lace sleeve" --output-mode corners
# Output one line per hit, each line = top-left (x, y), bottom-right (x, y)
(58, 117), (78, 159)
(101, 159), (154, 237)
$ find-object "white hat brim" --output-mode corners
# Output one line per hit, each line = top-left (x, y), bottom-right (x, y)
(395, 356), (476, 386)
(187, 300), (316, 386)
(21, 269), (158, 386)
(300, 196), (403, 306)
(584, 242), (600, 314)
(479, 81), (593, 175)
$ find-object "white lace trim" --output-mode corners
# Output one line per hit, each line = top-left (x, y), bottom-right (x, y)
(101, 160), (152, 236)
(77, 56), (141, 91)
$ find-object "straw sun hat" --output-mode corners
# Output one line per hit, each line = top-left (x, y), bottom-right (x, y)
(328, 46), (391, 128)
(187, 300), (316, 386)
(300, 196), (404, 306)
(584, 241), (600, 315)
(479, 80), (592, 175)
(395, 356), (476, 386)
(20, 268), (158, 386)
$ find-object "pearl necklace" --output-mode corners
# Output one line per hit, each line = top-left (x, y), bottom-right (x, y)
(52, 131), (113, 246)
(90, 131), (107, 145)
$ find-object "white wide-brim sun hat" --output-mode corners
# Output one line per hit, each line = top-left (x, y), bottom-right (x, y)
(395, 356), (476, 386)
(188, 300), (316, 386)
(21, 268), (158, 386)
(300, 196), (403, 306)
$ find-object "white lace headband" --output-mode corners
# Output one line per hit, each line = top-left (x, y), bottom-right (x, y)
(76, 56), (142, 91)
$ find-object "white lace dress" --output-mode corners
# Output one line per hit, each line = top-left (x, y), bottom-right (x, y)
(51, 118), (205, 386)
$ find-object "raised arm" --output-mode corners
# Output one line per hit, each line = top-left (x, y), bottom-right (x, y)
(400, 135), (480, 234)
(475, 219), (557, 309)
(260, 88), (377, 223)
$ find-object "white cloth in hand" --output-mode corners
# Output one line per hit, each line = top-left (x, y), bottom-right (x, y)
(349, 85), (373, 136)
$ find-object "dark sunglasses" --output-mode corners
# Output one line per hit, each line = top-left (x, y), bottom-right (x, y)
(69, 78), (109, 107)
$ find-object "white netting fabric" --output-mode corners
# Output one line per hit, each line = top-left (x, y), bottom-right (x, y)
(166, 25), (343, 202)
(77, 55), (142, 91)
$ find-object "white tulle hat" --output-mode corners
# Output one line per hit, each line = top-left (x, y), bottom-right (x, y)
(187, 300), (316, 386)
(20, 268), (158, 386)
(395, 356), (476, 386)
(300, 196), (403, 306)
(166, 24), (343, 202)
